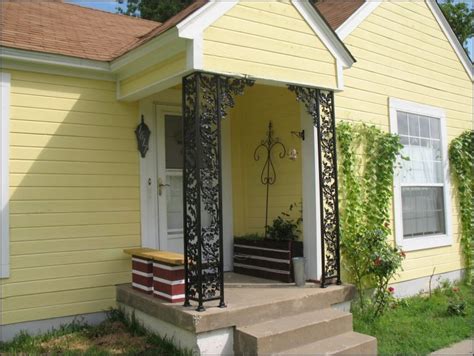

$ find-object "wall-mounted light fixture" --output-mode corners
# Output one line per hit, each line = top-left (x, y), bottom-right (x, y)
(291, 130), (305, 141)
(135, 115), (151, 158)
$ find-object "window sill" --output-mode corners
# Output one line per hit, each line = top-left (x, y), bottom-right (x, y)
(399, 234), (452, 252)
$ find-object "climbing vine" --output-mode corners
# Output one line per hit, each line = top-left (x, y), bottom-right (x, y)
(337, 122), (405, 314)
(448, 130), (473, 284)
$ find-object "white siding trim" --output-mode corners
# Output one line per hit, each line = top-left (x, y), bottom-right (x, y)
(389, 98), (452, 252)
(139, 99), (160, 249)
(176, 1), (238, 39)
(0, 47), (115, 82)
(292, 0), (355, 68)
(300, 104), (322, 281)
(425, 0), (473, 81)
(0, 72), (11, 278)
(336, 2), (381, 40)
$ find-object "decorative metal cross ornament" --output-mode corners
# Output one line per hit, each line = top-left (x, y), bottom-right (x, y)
(135, 115), (151, 158)
(254, 121), (286, 237)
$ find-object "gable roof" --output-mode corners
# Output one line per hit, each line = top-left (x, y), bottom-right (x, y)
(0, 0), (360, 62)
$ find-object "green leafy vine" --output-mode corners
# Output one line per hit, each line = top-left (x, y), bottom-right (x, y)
(448, 130), (473, 284)
(337, 122), (405, 315)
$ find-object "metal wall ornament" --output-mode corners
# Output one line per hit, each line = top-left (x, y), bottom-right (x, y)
(135, 115), (151, 158)
(288, 85), (341, 288)
(254, 121), (287, 237)
(182, 71), (254, 311)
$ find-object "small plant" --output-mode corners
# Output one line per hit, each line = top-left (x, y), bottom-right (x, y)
(234, 233), (263, 241)
(266, 202), (302, 241)
(447, 287), (466, 316)
(343, 229), (405, 313)
(369, 237), (405, 317)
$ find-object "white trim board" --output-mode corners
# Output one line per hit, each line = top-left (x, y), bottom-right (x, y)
(0, 72), (11, 279)
(292, 0), (355, 69)
(0, 47), (115, 81)
(425, 0), (473, 81)
(336, 1), (381, 40)
(389, 97), (453, 252)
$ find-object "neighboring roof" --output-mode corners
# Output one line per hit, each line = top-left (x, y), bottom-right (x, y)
(0, 0), (360, 62)
(0, 1), (160, 61)
(315, 0), (365, 30)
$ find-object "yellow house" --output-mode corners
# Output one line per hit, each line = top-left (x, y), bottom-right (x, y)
(0, 0), (472, 353)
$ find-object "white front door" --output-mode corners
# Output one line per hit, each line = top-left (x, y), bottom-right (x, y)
(156, 110), (184, 254)
(154, 106), (234, 270)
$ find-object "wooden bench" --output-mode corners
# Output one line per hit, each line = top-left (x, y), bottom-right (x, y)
(124, 248), (185, 303)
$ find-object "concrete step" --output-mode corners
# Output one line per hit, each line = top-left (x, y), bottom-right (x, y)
(234, 308), (353, 355)
(277, 331), (377, 355)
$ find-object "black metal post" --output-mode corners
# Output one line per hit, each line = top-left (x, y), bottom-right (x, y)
(216, 77), (226, 308)
(330, 91), (342, 285)
(182, 72), (254, 311)
(287, 85), (341, 288)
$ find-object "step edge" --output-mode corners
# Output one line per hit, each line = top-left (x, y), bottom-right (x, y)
(279, 331), (377, 355)
(235, 308), (352, 338)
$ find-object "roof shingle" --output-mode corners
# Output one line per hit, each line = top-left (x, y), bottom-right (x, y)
(0, 0), (160, 61)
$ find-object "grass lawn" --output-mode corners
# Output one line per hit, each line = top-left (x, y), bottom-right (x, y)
(0, 309), (190, 355)
(353, 282), (474, 355)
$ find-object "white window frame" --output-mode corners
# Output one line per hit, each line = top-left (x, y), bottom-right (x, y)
(1, 72), (11, 278)
(390, 98), (452, 252)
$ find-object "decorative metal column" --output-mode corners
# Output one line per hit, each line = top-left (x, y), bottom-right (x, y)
(288, 86), (341, 288)
(182, 72), (254, 311)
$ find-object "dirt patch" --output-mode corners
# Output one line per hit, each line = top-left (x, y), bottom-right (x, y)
(40, 321), (149, 354)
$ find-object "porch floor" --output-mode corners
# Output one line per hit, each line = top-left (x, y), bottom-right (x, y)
(224, 272), (319, 288)
(116, 275), (355, 334)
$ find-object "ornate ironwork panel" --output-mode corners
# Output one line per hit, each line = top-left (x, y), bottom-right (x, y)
(182, 72), (254, 310)
(288, 86), (341, 287)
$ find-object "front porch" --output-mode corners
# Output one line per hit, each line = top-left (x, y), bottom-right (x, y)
(118, 3), (359, 353)
(137, 74), (341, 308)
(116, 275), (376, 355)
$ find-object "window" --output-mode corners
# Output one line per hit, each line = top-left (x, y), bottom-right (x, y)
(1, 72), (11, 278)
(390, 98), (451, 251)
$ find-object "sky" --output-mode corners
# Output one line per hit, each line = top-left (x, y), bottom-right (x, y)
(68, 0), (473, 60)
(68, 0), (126, 13)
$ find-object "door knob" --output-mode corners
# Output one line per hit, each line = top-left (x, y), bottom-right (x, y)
(158, 177), (170, 196)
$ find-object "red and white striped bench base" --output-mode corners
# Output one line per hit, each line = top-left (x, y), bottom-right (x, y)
(153, 262), (185, 303)
(132, 257), (153, 294)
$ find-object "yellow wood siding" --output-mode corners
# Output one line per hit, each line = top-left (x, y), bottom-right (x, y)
(337, 1), (473, 282)
(1, 70), (140, 325)
(203, 1), (338, 88)
(230, 85), (302, 236)
(119, 52), (187, 98)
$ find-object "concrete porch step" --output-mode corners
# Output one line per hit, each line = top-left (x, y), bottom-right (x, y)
(234, 308), (352, 355)
(277, 331), (377, 355)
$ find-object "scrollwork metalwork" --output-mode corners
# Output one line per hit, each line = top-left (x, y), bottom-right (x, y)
(183, 72), (254, 311)
(254, 121), (286, 237)
(288, 85), (341, 287)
